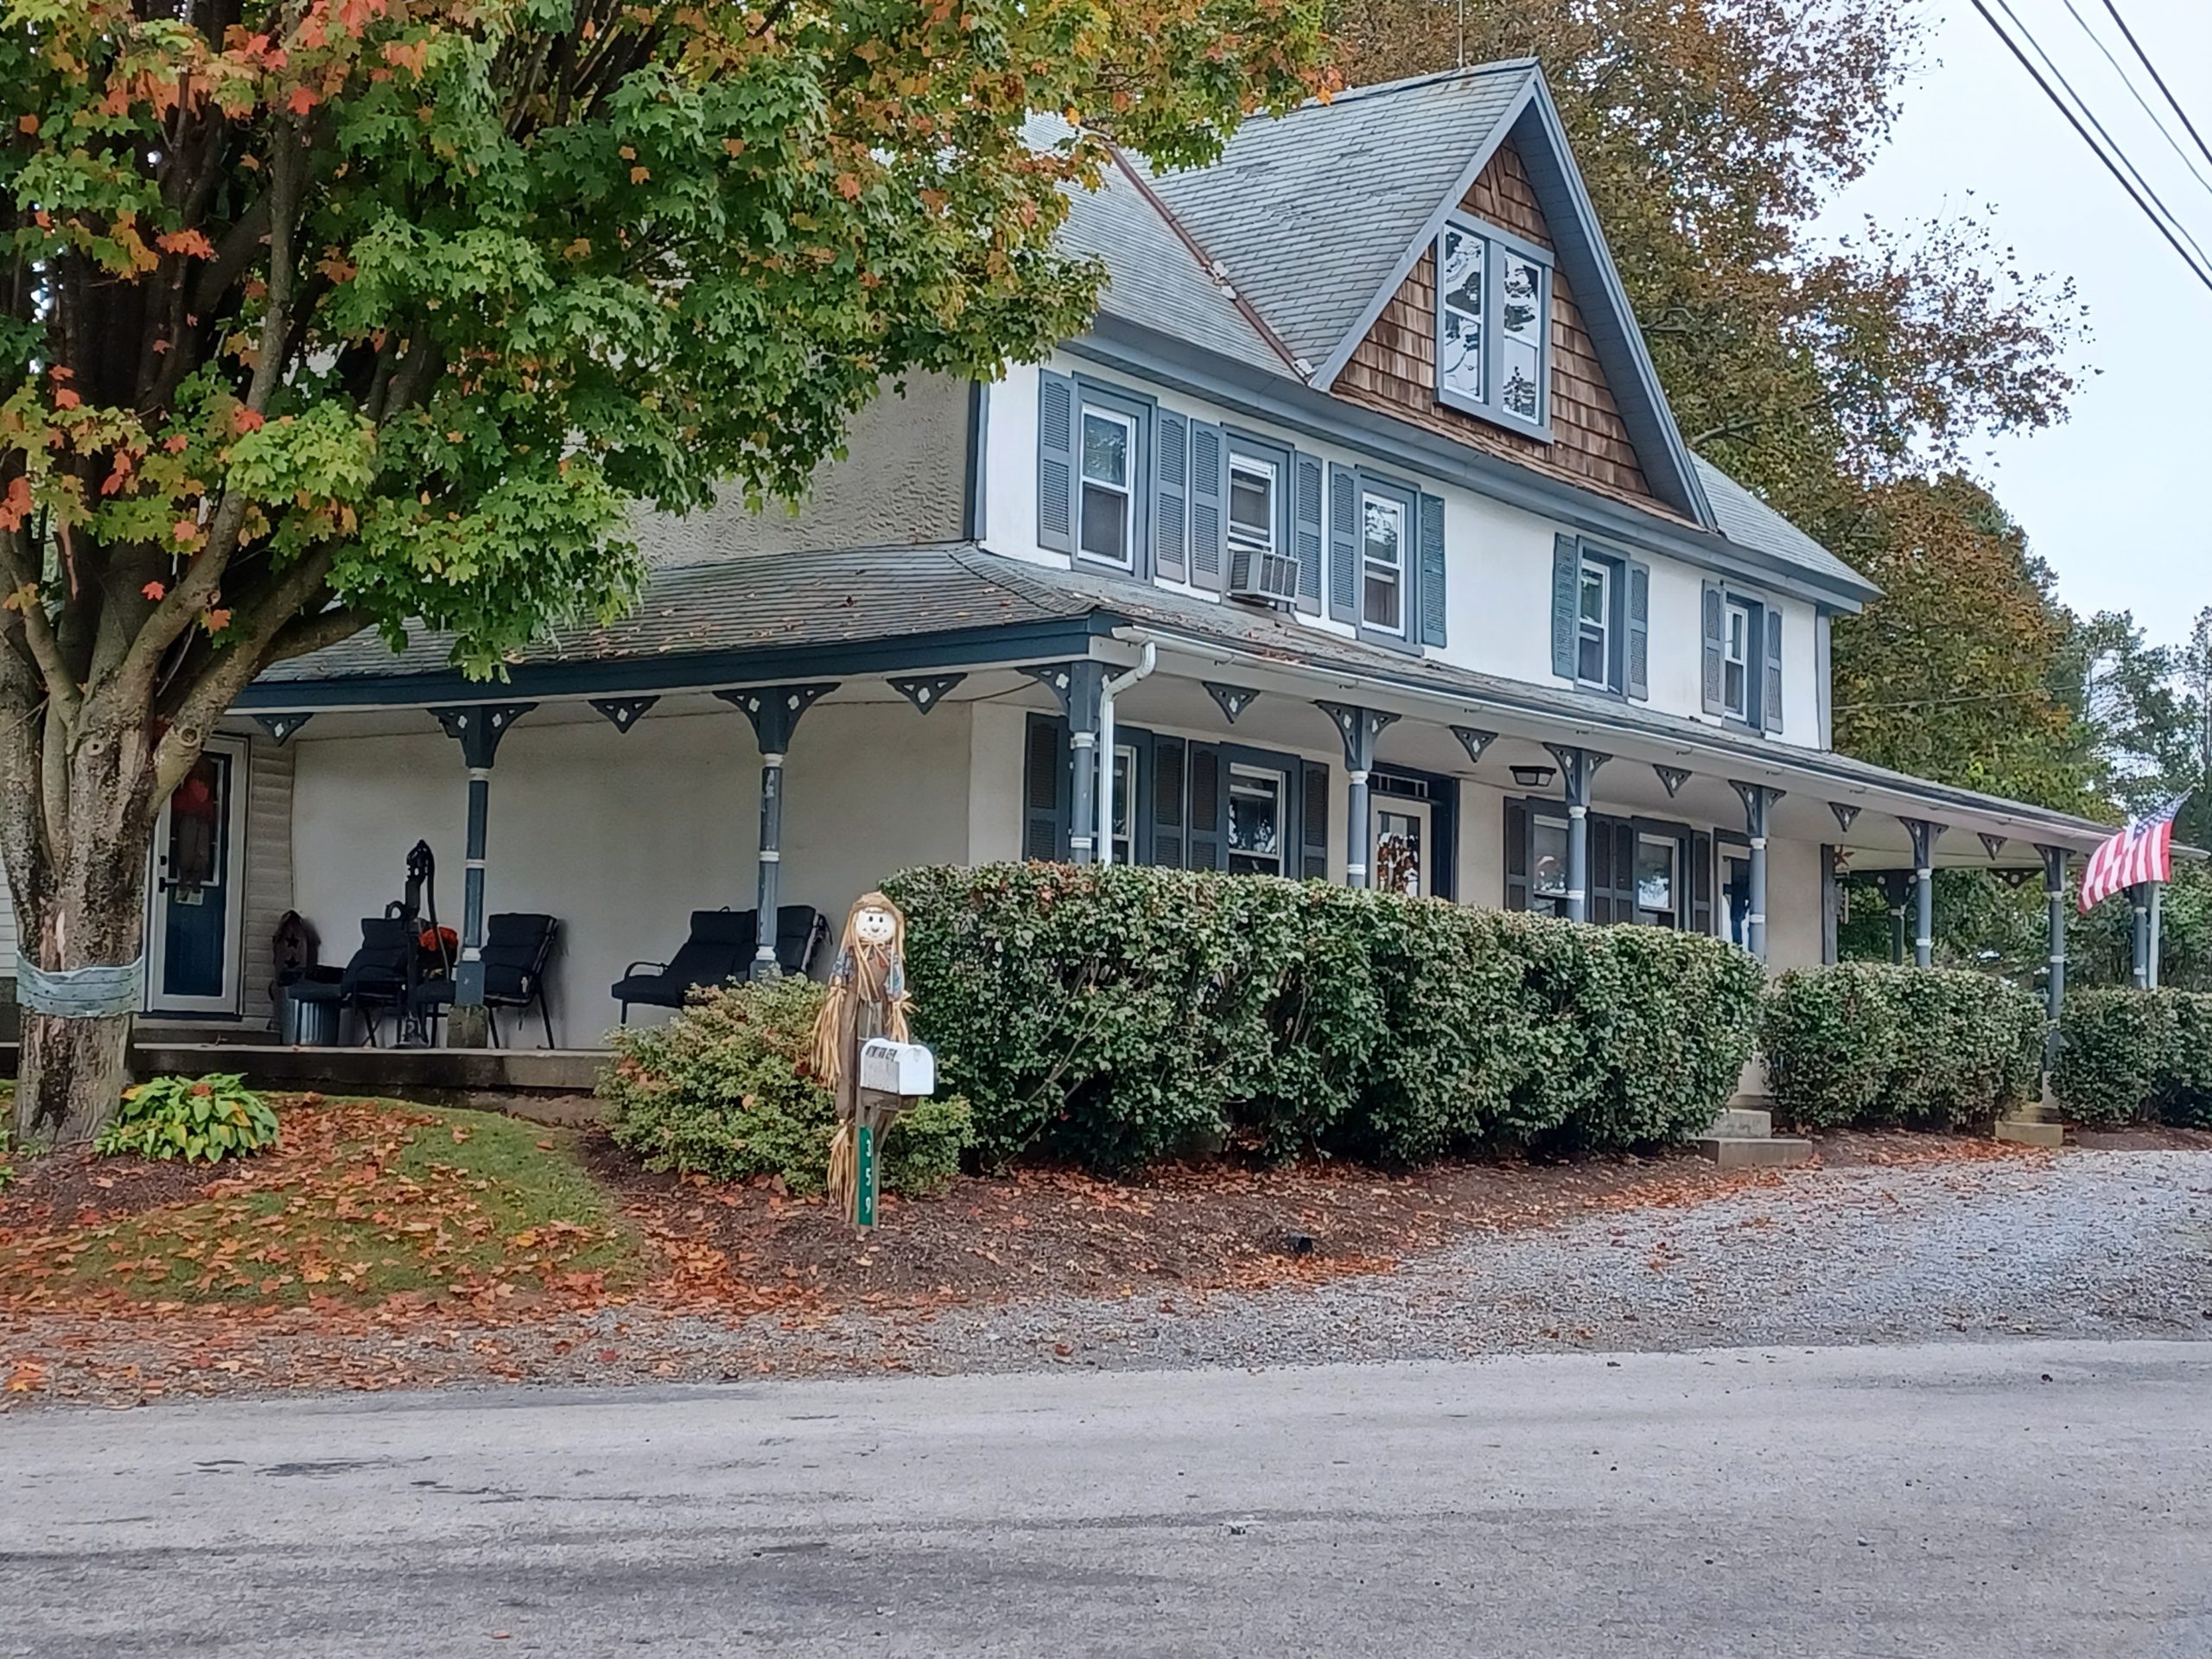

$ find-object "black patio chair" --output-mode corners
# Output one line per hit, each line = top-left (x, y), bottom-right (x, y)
(612, 909), (758, 1022)
(286, 916), (412, 1046)
(772, 906), (830, 977)
(411, 912), (561, 1048)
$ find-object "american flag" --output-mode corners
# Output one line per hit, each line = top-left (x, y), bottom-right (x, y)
(2078, 792), (2190, 914)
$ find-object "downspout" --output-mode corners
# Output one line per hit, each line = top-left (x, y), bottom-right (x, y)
(1096, 644), (1158, 866)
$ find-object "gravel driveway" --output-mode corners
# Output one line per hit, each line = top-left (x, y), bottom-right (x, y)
(700, 1147), (2212, 1374)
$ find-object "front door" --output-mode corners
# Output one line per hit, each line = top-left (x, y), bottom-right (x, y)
(146, 738), (249, 1014)
(1371, 796), (1434, 898)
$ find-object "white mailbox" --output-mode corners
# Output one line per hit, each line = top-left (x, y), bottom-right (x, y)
(859, 1039), (936, 1098)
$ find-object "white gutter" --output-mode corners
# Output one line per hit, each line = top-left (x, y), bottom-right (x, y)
(1096, 642), (1158, 865)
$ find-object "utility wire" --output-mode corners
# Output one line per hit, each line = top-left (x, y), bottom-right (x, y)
(2099, 0), (2212, 174)
(2059, 0), (2212, 203)
(1969, 0), (2212, 295)
(1989, 0), (2212, 274)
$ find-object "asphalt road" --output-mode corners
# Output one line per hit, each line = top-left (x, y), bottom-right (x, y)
(2, 1341), (2207, 1658)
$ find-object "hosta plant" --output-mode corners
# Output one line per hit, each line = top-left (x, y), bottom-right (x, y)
(95, 1073), (279, 1164)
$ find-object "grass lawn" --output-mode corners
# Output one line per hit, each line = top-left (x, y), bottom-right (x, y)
(0, 1096), (639, 1311)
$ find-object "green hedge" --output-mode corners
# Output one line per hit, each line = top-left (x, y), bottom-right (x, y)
(881, 862), (1763, 1171)
(2052, 989), (2212, 1128)
(599, 978), (974, 1196)
(1759, 963), (2044, 1130)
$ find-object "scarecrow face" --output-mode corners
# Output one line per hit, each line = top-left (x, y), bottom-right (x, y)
(854, 906), (897, 947)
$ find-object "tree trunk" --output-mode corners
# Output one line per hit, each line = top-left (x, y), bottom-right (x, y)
(8, 728), (159, 1151)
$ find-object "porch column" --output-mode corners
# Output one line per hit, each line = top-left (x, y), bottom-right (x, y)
(1320, 703), (1401, 887)
(718, 684), (838, 979)
(1023, 663), (1106, 864)
(431, 702), (537, 1046)
(1729, 782), (1783, 962)
(1902, 817), (1942, 968)
(2132, 885), (2152, 988)
(2038, 844), (2068, 1065)
(1543, 746), (1611, 924)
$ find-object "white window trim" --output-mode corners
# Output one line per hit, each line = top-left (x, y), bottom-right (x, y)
(1227, 454), (1277, 558)
(1576, 556), (1612, 690)
(1722, 596), (1756, 722)
(1635, 832), (1679, 923)
(1433, 216), (1554, 439)
(1110, 742), (1138, 864)
(1077, 405), (1138, 569)
(1361, 489), (1406, 638)
(1226, 764), (1285, 876)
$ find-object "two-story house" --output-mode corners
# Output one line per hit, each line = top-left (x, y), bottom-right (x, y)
(3, 61), (2113, 1052)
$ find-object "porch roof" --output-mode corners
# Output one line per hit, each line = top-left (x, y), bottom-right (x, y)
(241, 542), (2121, 856)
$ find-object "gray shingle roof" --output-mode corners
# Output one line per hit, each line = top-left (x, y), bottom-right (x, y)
(1027, 116), (1294, 381)
(1143, 63), (1535, 372)
(1692, 458), (1870, 593)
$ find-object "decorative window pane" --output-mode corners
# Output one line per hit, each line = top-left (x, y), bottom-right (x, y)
(1531, 815), (1569, 916)
(1723, 600), (1753, 719)
(1227, 767), (1283, 876)
(1635, 834), (1677, 925)
(1362, 493), (1404, 634)
(1077, 409), (1135, 566)
(1439, 228), (1485, 402)
(1228, 457), (1274, 554)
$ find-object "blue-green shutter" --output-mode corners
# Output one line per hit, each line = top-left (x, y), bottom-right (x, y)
(1187, 422), (1225, 593)
(1503, 798), (1529, 911)
(1300, 761), (1331, 879)
(1417, 493), (1447, 648)
(1150, 734), (1186, 869)
(1763, 604), (1785, 733)
(1187, 743), (1226, 871)
(1625, 559), (1650, 701)
(1037, 372), (1076, 554)
(1692, 830), (1713, 934)
(1327, 466), (1358, 623)
(1293, 453), (1324, 615)
(1021, 714), (1069, 861)
(1154, 410), (1188, 582)
(1700, 581), (1726, 715)
(1550, 534), (1579, 679)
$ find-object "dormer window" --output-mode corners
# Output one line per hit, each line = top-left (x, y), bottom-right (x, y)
(1436, 219), (1552, 437)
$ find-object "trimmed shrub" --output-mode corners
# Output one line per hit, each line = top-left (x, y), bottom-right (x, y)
(599, 978), (974, 1197)
(882, 861), (1763, 1171)
(2053, 989), (2212, 1128)
(96, 1073), (279, 1163)
(1760, 963), (2044, 1131)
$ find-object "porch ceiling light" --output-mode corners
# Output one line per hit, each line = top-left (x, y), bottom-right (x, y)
(1510, 763), (1556, 790)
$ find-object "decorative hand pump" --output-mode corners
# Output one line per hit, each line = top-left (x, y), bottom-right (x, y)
(812, 892), (929, 1226)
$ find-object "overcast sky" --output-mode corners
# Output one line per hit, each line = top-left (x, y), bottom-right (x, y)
(1821, 0), (2212, 647)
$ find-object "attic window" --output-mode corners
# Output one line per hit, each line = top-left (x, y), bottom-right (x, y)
(1435, 219), (1552, 437)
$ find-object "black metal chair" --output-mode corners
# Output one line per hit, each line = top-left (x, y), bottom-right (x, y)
(610, 906), (829, 1021)
(286, 916), (412, 1046)
(411, 912), (561, 1048)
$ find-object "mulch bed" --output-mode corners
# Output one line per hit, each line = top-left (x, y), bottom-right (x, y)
(1, 1143), (235, 1227)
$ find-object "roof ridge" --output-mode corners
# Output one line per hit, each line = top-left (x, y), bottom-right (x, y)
(1279, 58), (1538, 115)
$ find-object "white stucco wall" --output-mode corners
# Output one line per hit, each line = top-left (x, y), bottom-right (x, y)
(1764, 836), (1825, 971)
(289, 700), (974, 1047)
(630, 373), (970, 564)
(984, 353), (1832, 750)
(1456, 779), (1508, 909)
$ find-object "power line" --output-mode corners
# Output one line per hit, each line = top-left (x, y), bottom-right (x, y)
(2099, 0), (2212, 175)
(1968, 0), (2212, 295)
(2059, 0), (2212, 204)
(1988, 0), (2212, 276)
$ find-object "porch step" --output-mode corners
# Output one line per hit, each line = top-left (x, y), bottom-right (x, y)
(1994, 1116), (2066, 1148)
(1697, 1134), (1814, 1169)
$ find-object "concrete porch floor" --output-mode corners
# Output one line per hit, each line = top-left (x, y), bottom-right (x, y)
(1, 1038), (606, 1102)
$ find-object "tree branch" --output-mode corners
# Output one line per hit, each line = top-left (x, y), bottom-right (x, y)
(268, 603), (372, 664)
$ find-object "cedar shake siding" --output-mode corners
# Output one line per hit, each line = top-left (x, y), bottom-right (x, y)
(1334, 143), (1667, 518)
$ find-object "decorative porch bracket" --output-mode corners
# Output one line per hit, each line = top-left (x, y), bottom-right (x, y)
(1319, 703), (1400, 888)
(2037, 844), (2069, 1062)
(1900, 817), (1945, 969)
(1979, 832), (2009, 862)
(1827, 801), (1860, 834)
(888, 674), (966, 715)
(589, 696), (658, 734)
(716, 684), (839, 977)
(251, 712), (313, 747)
(1546, 745), (1611, 924)
(1023, 663), (1106, 864)
(1652, 764), (1690, 799)
(430, 702), (539, 1035)
(1205, 683), (1261, 724)
(1450, 727), (1497, 767)
(1728, 781), (1785, 962)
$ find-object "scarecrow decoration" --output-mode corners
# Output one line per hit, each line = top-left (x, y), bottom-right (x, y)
(813, 891), (912, 1224)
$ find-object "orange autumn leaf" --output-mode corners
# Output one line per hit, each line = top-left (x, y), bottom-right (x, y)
(233, 407), (265, 433)
(156, 228), (216, 259)
(142, 580), (167, 601)
(172, 518), (200, 544)
(53, 388), (80, 410)
(0, 475), (30, 530)
(201, 607), (232, 632)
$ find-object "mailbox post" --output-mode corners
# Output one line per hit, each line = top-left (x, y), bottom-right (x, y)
(854, 1038), (936, 1228)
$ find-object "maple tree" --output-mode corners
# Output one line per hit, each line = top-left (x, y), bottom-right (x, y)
(0, 0), (1332, 1147)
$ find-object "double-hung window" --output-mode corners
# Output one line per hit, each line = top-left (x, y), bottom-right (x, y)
(1227, 766), (1284, 877)
(1576, 557), (1611, 688)
(1228, 455), (1276, 564)
(1109, 743), (1137, 865)
(1435, 219), (1552, 435)
(1362, 492), (1405, 635)
(1722, 598), (1755, 722)
(1077, 407), (1138, 568)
